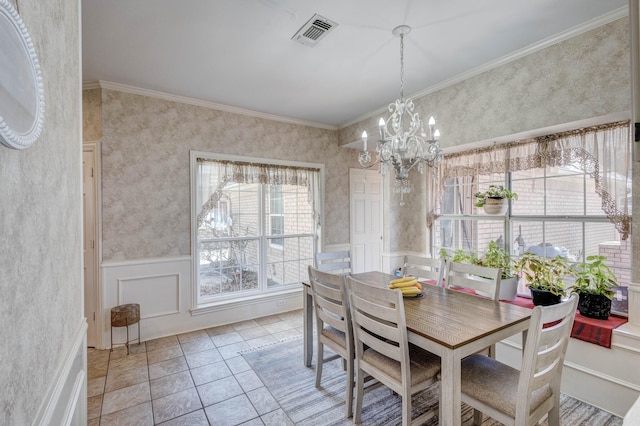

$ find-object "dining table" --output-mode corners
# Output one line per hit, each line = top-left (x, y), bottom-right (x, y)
(302, 270), (533, 426)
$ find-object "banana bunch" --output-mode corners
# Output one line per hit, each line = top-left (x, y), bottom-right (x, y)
(389, 276), (423, 296)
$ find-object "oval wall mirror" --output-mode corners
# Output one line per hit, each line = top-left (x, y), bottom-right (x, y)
(0, 0), (45, 149)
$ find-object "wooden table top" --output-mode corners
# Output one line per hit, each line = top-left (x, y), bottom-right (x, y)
(350, 271), (532, 350)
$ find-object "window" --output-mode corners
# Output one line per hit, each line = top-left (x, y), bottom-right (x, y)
(269, 186), (284, 248)
(431, 122), (632, 315)
(192, 153), (321, 306)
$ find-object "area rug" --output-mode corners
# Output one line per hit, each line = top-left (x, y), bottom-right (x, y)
(242, 339), (623, 425)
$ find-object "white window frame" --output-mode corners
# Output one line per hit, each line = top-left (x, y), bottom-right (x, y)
(190, 151), (324, 311)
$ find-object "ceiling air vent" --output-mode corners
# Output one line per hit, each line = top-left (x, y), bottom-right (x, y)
(291, 14), (338, 47)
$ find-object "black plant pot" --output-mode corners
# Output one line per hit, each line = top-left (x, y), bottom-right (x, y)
(578, 293), (612, 320)
(530, 288), (562, 306)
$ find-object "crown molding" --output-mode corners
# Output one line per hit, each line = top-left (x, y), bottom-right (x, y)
(340, 7), (629, 129)
(81, 80), (338, 131)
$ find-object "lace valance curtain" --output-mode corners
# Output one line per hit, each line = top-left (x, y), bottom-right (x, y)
(196, 158), (321, 229)
(430, 120), (632, 239)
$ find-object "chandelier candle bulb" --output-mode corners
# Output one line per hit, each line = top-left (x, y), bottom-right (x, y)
(361, 130), (368, 151)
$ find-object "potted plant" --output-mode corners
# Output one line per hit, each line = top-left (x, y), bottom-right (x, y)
(474, 185), (518, 215)
(514, 252), (574, 306)
(571, 255), (618, 319)
(475, 240), (519, 301)
(440, 241), (519, 301)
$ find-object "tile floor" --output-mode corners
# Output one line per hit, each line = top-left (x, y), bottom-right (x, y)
(88, 310), (306, 425)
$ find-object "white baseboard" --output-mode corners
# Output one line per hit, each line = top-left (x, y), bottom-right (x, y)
(33, 319), (88, 426)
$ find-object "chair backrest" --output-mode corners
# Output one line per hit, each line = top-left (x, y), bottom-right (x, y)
(516, 294), (579, 421)
(316, 250), (351, 274)
(444, 261), (502, 300)
(402, 255), (444, 286)
(347, 276), (410, 385)
(308, 266), (351, 339)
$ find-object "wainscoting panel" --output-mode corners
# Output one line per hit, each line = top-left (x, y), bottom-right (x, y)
(117, 273), (180, 318)
(101, 256), (302, 350)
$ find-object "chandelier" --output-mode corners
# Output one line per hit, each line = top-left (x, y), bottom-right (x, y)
(358, 25), (443, 206)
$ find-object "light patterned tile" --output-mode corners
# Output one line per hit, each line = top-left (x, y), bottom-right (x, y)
(147, 345), (184, 364)
(237, 325), (270, 340)
(87, 376), (106, 398)
(210, 331), (244, 347)
(185, 348), (223, 369)
(99, 401), (154, 426)
(232, 319), (260, 331)
(150, 370), (194, 400)
(152, 387), (202, 424)
(204, 394), (259, 426)
(254, 314), (282, 326)
(177, 330), (209, 343)
(260, 408), (294, 425)
(246, 387), (279, 415)
(217, 341), (251, 360)
(180, 338), (215, 355)
(87, 394), (102, 420)
(235, 370), (263, 392)
(148, 356), (188, 380)
(105, 365), (149, 393)
(190, 360), (232, 386)
(197, 376), (243, 407)
(240, 418), (265, 426)
(262, 321), (293, 334)
(102, 382), (151, 416)
(146, 335), (180, 353)
(205, 324), (236, 337)
(107, 352), (148, 372)
(225, 356), (251, 374)
(157, 409), (209, 426)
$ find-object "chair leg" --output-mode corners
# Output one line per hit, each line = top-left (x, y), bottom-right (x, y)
(345, 358), (354, 418)
(353, 367), (365, 424)
(315, 342), (324, 388)
(473, 408), (483, 425)
(401, 392), (411, 426)
(547, 403), (561, 426)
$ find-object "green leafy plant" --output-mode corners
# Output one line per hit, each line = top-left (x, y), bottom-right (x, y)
(476, 240), (516, 279)
(571, 255), (618, 300)
(440, 241), (514, 279)
(514, 252), (574, 297)
(474, 185), (518, 208)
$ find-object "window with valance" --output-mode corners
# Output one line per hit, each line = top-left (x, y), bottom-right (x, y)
(192, 153), (321, 306)
(429, 121), (632, 314)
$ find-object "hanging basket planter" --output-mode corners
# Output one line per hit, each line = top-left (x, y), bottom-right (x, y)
(483, 197), (508, 215)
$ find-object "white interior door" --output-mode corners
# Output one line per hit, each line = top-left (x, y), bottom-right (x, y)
(350, 168), (382, 273)
(83, 146), (98, 347)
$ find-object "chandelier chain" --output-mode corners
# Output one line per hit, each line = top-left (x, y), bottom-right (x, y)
(399, 33), (404, 101)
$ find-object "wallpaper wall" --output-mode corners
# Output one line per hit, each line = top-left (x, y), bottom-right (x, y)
(0, 0), (82, 423)
(99, 91), (358, 262)
(340, 18), (630, 148)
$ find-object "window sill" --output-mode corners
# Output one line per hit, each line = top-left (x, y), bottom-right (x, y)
(190, 287), (302, 317)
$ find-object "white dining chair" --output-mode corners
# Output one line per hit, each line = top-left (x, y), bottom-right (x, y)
(348, 276), (440, 426)
(316, 250), (351, 274)
(444, 261), (502, 357)
(402, 254), (444, 286)
(308, 266), (354, 418)
(444, 261), (502, 300)
(460, 294), (579, 426)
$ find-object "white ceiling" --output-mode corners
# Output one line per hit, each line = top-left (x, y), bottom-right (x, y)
(82, 0), (628, 129)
